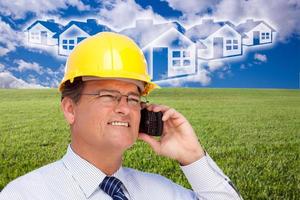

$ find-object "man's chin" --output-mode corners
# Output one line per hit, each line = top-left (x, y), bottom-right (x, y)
(109, 134), (136, 148)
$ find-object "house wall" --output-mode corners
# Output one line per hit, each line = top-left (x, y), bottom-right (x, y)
(167, 45), (196, 77)
(58, 24), (89, 56)
(28, 23), (57, 45)
(197, 40), (212, 60)
(242, 33), (252, 46)
(144, 28), (196, 80)
(198, 24), (242, 59)
(243, 23), (272, 45)
(143, 49), (153, 79)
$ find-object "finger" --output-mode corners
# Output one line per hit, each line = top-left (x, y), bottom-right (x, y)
(145, 104), (170, 113)
(138, 133), (161, 154)
(161, 119), (183, 137)
(144, 104), (156, 111)
(152, 105), (169, 112)
(162, 108), (184, 122)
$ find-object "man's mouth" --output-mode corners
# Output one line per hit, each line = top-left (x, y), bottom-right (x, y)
(108, 121), (130, 127)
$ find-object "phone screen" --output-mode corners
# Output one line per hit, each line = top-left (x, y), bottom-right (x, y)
(139, 108), (163, 136)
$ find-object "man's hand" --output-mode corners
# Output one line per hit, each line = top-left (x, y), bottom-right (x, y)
(138, 104), (205, 166)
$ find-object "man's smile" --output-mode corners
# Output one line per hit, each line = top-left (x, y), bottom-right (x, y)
(108, 121), (130, 127)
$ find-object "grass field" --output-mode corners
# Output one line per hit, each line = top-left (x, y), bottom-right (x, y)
(0, 88), (299, 199)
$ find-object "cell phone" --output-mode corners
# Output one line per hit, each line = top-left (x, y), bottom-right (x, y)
(139, 108), (164, 136)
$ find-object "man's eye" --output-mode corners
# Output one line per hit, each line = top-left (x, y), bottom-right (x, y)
(99, 94), (116, 101)
(128, 97), (140, 104)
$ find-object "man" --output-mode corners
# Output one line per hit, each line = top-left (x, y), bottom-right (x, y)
(0, 32), (242, 199)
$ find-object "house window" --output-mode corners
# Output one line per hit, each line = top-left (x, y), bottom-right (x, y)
(30, 32), (40, 40)
(172, 51), (181, 58)
(261, 32), (270, 40)
(225, 39), (238, 51)
(262, 32), (270, 40)
(171, 49), (191, 67)
(62, 39), (76, 51)
(226, 40), (232, 50)
(233, 40), (238, 49)
(172, 60), (181, 66)
(183, 60), (191, 66)
(183, 51), (190, 57)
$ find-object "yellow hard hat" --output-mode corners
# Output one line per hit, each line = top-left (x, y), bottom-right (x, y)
(58, 32), (159, 96)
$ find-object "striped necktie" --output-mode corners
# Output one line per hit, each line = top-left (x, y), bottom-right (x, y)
(100, 176), (128, 200)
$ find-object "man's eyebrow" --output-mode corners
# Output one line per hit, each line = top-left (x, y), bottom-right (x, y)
(127, 92), (140, 96)
(97, 89), (140, 96)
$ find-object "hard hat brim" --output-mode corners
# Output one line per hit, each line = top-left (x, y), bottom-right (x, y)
(81, 76), (145, 93)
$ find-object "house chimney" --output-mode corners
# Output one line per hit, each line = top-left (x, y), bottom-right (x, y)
(135, 19), (153, 28)
(47, 19), (55, 23)
(202, 19), (214, 24)
(87, 19), (97, 24)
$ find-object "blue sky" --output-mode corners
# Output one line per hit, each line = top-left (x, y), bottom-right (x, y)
(0, 0), (299, 89)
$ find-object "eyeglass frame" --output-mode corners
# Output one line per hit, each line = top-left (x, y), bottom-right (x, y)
(79, 89), (149, 109)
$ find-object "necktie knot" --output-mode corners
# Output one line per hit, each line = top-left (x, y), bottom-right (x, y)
(100, 176), (128, 200)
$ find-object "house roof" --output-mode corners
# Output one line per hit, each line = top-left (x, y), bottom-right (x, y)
(53, 19), (112, 38)
(236, 19), (276, 33)
(120, 20), (187, 48)
(26, 20), (63, 33)
(186, 20), (246, 42)
(143, 27), (198, 50)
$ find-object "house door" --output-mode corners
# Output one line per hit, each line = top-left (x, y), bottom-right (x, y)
(41, 31), (47, 44)
(213, 37), (223, 58)
(253, 31), (260, 45)
(153, 47), (168, 81)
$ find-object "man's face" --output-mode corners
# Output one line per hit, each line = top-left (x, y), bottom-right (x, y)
(70, 79), (141, 153)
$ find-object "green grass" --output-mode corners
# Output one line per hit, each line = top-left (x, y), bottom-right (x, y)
(0, 88), (299, 199)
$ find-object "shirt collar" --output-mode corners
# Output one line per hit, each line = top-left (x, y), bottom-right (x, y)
(61, 145), (127, 198)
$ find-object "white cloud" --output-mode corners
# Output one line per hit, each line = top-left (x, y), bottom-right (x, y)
(186, 68), (211, 86)
(207, 60), (224, 72)
(14, 59), (43, 74)
(43, 64), (65, 87)
(214, 0), (300, 41)
(155, 67), (212, 87)
(240, 64), (246, 69)
(162, 0), (214, 15)
(26, 74), (39, 85)
(165, 0), (300, 41)
(0, 72), (45, 88)
(11, 60), (64, 88)
(0, 17), (68, 57)
(217, 66), (232, 79)
(0, 0), (165, 56)
(97, 0), (165, 30)
(254, 53), (268, 63)
(0, 20), (24, 56)
(162, 0), (219, 27)
(0, 0), (90, 19)
(0, 63), (4, 72)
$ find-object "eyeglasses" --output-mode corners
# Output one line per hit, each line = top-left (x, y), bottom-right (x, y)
(80, 89), (148, 109)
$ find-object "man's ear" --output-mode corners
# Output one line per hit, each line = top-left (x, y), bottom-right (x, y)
(61, 97), (76, 125)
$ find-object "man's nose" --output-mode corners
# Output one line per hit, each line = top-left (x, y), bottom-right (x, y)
(114, 96), (130, 115)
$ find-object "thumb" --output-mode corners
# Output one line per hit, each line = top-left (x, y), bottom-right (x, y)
(138, 133), (161, 154)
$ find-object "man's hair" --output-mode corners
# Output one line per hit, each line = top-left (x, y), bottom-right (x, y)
(61, 77), (85, 103)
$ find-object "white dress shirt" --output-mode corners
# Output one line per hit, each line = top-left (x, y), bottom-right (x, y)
(0, 145), (242, 200)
